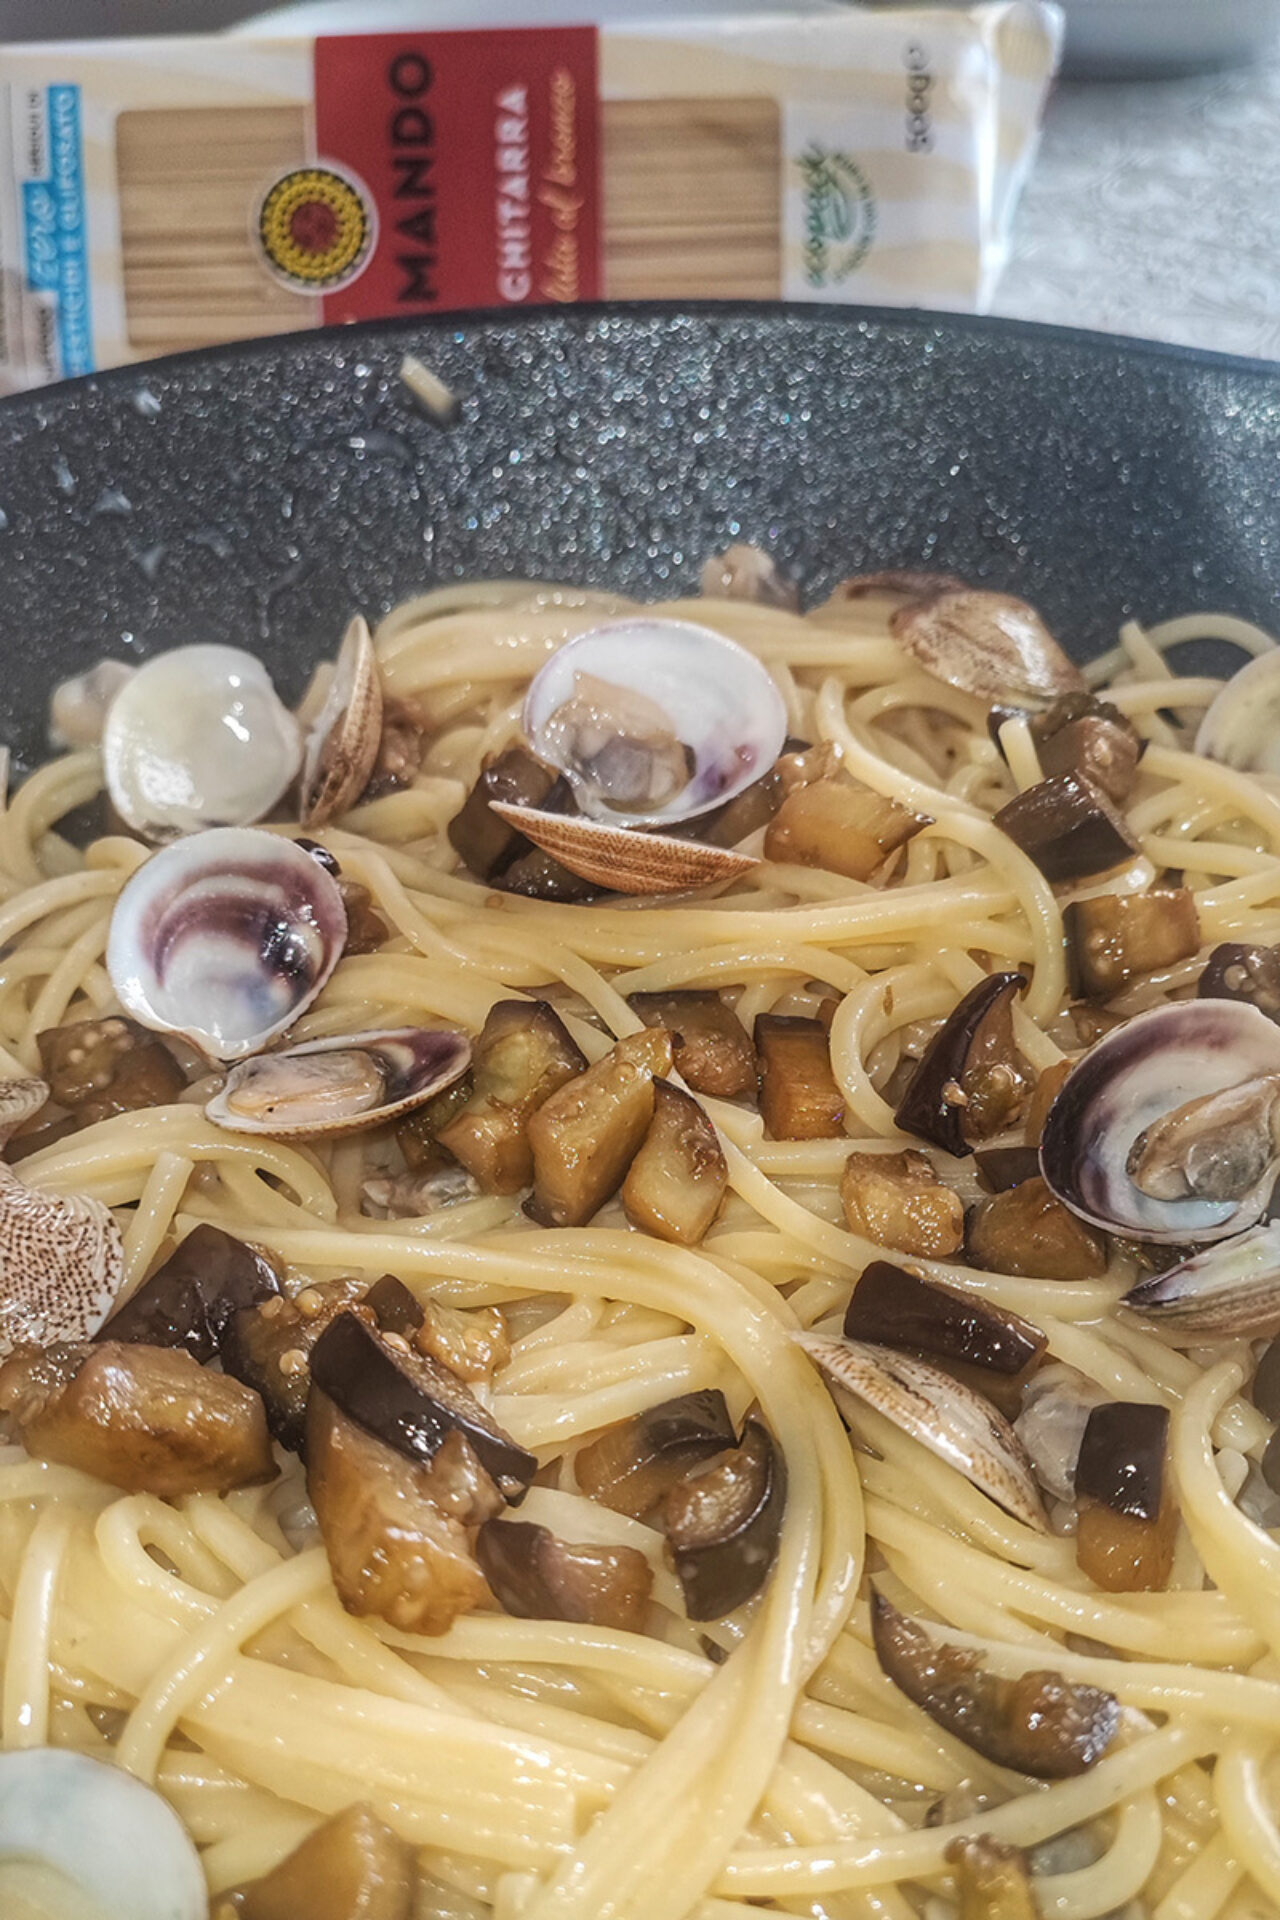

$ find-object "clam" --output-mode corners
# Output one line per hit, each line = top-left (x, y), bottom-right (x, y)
(890, 589), (1086, 708)
(488, 801), (757, 895)
(1040, 1000), (1280, 1243)
(206, 1026), (471, 1138)
(797, 1331), (1047, 1530)
(1123, 1224), (1280, 1336)
(0, 1748), (206, 1920)
(300, 613), (384, 827)
(1195, 649), (1280, 774)
(102, 643), (301, 840)
(106, 827), (347, 1062)
(525, 619), (786, 827)
(0, 1077), (125, 1358)
(48, 658), (135, 749)
(502, 617), (786, 892)
(699, 543), (799, 610)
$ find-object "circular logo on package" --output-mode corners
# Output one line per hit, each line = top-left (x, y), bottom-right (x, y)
(256, 164), (377, 293)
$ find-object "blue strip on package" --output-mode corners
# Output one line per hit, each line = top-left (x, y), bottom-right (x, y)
(22, 86), (94, 378)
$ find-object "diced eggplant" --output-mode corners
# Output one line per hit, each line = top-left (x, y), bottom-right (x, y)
(233, 1804), (416, 1920)
(755, 1014), (845, 1140)
(621, 1079), (728, 1246)
(496, 842), (602, 903)
(415, 1299), (510, 1381)
(627, 989), (756, 1100)
(306, 1389), (499, 1635)
(839, 1150), (965, 1259)
(337, 880), (390, 956)
(0, 1341), (275, 1495)
(100, 1224), (282, 1363)
(220, 1278), (369, 1455)
(1253, 1336), (1280, 1419)
(967, 1177), (1108, 1282)
(1065, 888), (1200, 999)
(1199, 942), (1280, 1019)
(526, 1028), (673, 1227)
(436, 1000), (587, 1194)
(945, 1836), (1039, 1920)
(974, 1146), (1043, 1193)
(574, 1389), (737, 1518)
(446, 744), (557, 882)
(362, 1274), (425, 1337)
(993, 773), (1138, 884)
(36, 1016), (185, 1126)
(894, 974), (1029, 1156)
(1031, 693), (1144, 807)
(1024, 1059), (1073, 1146)
(475, 1518), (653, 1630)
(362, 695), (430, 802)
(664, 1420), (785, 1620)
(843, 1261), (1046, 1382)
(871, 1591), (1118, 1777)
(1074, 1401), (1175, 1592)
(693, 766), (785, 849)
(308, 1309), (536, 1500)
(763, 779), (932, 881)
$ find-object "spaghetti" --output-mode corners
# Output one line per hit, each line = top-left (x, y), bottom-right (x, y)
(1, 575), (1278, 1919)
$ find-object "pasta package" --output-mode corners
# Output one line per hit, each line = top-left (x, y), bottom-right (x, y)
(0, 3), (1060, 393)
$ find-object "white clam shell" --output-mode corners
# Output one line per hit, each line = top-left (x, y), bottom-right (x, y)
(490, 802), (758, 895)
(523, 617), (787, 829)
(206, 1026), (472, 1138)
(103, 643), (301, 841)
(301, 613), (384, 827)
(1040, 1000), (1280, 1243)
(0, 1748), (206, 1920)
(1195, 650), (1280, 775)
(107, 828), (347, 1062)
(797, 1331), (1047, 1531)
(1124, 1222), (1280, 1335)
(0, 1077), (125, 1359)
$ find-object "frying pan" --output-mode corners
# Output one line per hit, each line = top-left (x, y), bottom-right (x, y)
(1, 304), (1278, 773)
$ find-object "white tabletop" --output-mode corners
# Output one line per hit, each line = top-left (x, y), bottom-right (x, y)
(994, 52), (1280, 361)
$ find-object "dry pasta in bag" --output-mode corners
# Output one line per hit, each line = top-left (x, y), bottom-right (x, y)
(0, 3), (1061, 391)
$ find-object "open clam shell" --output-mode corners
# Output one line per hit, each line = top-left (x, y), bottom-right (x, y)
(206, 1027), (472, 1138)
(890, 590), (1086, 709)
(1123, 1223), (1280, 1336)
(1040, 1000), (1280, 1243)
(102, 644), (301, 841)
(523, 618), (787, 830)
(0, 1077), (125, 1357)
(107, 828), (347, 1062)
(489, 802), (758, 895)
(797, 1331), (1047, 1531)
(300, 614), (384, 828)
(1195, 650), (1280, 776)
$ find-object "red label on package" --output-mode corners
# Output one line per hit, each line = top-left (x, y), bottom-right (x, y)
(307, 28), (601, 320)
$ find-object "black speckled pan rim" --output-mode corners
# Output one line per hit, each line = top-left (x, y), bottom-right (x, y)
(1, 300), (1277, 774)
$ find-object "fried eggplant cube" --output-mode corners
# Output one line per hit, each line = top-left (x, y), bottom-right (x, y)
(1065, 888), (1200, 999)
(764, 778), (930, 881)
(621, 1080), (728, 1245)
(0, 1340), (275, 1495)
(233, 1804), (416, 1920)
(839, 1150), (964, 1258)
(436, 999), (587, 1194)
(219, 1277), (369, 1455)
(627, 989), (756, 1099)
(526, 1027), (673, 1227)
(755, 1014), (845, 1139)
(967, 1177), (1107, 1282)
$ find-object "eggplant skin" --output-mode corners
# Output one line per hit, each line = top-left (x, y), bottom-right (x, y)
(0, 1341), (275, 1497)
(664, 1421), (785, 1620)
(100, 1223), (282, 1363)
(893, 973), (1027, 1157)
(476, 1519), (653, 1631)
(871, 1591), (1118, 1777)
(232, 1804), (416, 1920)
(306, 1389), (501, 1636)
(574, 1388), (736, 1518)
(220, 1278), (369, 1455)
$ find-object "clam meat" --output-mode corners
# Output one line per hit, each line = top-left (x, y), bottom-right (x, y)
(206, 1026), (472, 1138)
(102, 643), (301, 840)
(107, 827), (347, 1061)
(1040, 1000), (1280, 1242)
